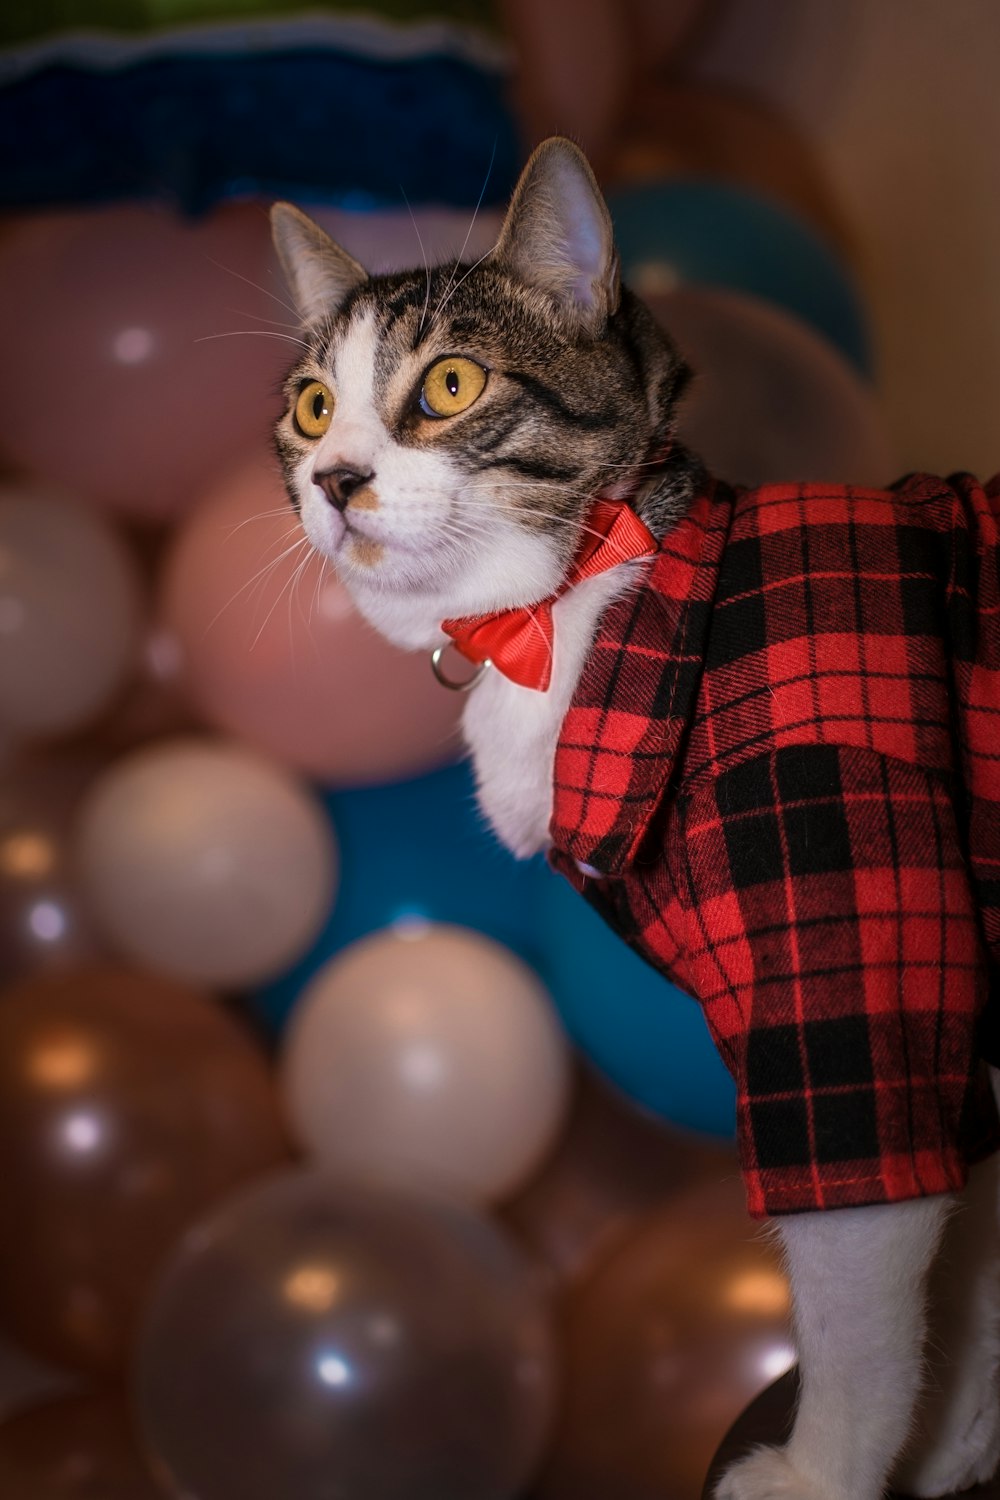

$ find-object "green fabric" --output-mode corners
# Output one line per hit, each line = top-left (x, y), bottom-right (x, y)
(1, 0), (501, 49)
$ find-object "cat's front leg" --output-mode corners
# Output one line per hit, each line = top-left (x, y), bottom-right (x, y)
(715, 1194), (953, 1500)
(892, 1151), (1000, 1497)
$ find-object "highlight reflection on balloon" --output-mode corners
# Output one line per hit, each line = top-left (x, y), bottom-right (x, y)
(0, 965), (288, 1372)
(76, 737), (337, 987)
(0, 203), (285, 519)
(0, 751), (107, 981)
(0, 487), (143, 739)
(651, 285), (896, 487)
(0, 1393), (162, 1499)
(161, 457), (463, 786)
(536, 1176), (794, 1500)
(280, 924), (572, 1205)
(138, 1169), (557, 1500)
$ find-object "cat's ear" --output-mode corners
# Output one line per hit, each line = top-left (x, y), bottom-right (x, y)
(493, 137), (619, 334)
(270, 203), (368, 326)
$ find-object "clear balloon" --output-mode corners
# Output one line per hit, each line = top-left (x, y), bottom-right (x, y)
(0, 1392), (163, 1499)
(0, 750), (108, 982)
(0, 202), (286, 519)
(0, 965), (288, 1373)
(75, 736), (338, 987)
(0, 487), (143, 739)
(280, 924), (572, 1205)
(137, 1169), (557, 1500)
(160, 455), (463, 786)
(650, 285), (896, 486)
(535, 1176), (794, 1500)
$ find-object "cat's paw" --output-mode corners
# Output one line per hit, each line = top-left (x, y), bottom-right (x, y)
(714, 1446), (838, 1500)
(893, 1394), (1000, 1497)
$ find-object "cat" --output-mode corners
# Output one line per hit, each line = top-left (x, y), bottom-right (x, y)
(269, 137), (1000, 1500)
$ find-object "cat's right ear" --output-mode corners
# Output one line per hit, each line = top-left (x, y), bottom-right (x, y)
(270, 203), (368, 326)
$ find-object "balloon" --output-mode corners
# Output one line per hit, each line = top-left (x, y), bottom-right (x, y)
(611, 81), (854, 260)
(653, 285), (896, 487)
(0, 487), (143, 739)
(0, 751), (109, 981)
(310, 204), (504, 275)
(503, 1065), (742, 1287)
(251, 759), (544, 1033)
(0, 202), (287, 519)
(0, 1392), (162, 1499)
(75, 736), (337, 987)
(0, 965), (288, 1373)
(535, 1176), (794, 1500)
(608, 178), (871, 373)
(499, 0), (705, 169)
(280, 924), (572, 1205)
(536, 866), (736, 1138)
(160, 455), (463, 785)
(137, 1169), (557, 1500)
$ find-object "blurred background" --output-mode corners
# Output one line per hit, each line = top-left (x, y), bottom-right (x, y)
(0, 2), (997, 1497)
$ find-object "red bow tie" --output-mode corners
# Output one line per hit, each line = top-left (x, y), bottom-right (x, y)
(440, 500), (657, 691)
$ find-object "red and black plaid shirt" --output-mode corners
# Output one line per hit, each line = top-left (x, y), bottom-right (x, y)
(549, 473), (1000, 1218)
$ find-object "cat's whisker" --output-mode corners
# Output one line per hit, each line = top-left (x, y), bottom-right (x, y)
(204, 531), (309, 637)
(250, 539), (316, 649)
(195, 330), (310, 349)
(224, 506), (298, 539)
(225, 305), (305, 331)
(400, 187), (434, 341)
(429, 139), (498, 327)
(206, 255), (302, 321)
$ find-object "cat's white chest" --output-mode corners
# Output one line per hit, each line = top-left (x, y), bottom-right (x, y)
(460, 569), (637, 859)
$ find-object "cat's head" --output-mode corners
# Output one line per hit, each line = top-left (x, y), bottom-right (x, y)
(270, 137), (694, 651)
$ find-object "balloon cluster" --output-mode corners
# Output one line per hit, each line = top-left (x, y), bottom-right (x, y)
(0, 2), (907, 1492)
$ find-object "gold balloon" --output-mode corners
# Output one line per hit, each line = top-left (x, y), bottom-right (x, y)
(504, 1066), (739, 1288)
(0, 965), (289, 1373)
(535, 1175), (794, 1500)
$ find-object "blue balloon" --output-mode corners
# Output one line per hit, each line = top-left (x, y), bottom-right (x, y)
(534, 866), (736, 1140)
(607, 179), (871, 376)
(251, 759), (545, 1033)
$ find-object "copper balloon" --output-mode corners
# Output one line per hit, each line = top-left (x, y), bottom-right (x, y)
(0, 1392), (164, 1498)
(504, 1066), (739, 1288)
(534, 1175), (794, 1500)
(137, 1169), (557, 1500)
(0, 752), (108, 981)
(0, 965), (288, 1373)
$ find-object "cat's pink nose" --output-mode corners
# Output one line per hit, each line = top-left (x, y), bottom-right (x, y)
(313, 466), (374, 512)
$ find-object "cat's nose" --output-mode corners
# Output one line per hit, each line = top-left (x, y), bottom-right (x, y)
(313, 466), (374, 513)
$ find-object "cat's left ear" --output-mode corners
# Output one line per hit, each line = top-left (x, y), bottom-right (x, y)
(270, 202), (368, 326)
(493, 137), (619, 335)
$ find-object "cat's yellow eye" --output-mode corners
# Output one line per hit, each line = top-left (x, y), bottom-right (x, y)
(294, 380), (334, 438)
(419, 357), (487, 418)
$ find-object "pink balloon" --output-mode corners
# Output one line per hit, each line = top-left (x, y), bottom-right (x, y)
(160, 457), (463, 785)
(0, 203), (290, 520)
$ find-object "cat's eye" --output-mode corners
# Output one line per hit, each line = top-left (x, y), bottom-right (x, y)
(419, 357), (487, 418)
(294, 380), (334, 438)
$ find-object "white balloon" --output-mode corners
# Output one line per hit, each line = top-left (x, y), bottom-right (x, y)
(0, 487), (142, 737)
(76, 737), (337, 986)
(280, 922), (572, 1205)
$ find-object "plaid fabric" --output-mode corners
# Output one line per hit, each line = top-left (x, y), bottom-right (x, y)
(549, 473), (1000, 1217)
